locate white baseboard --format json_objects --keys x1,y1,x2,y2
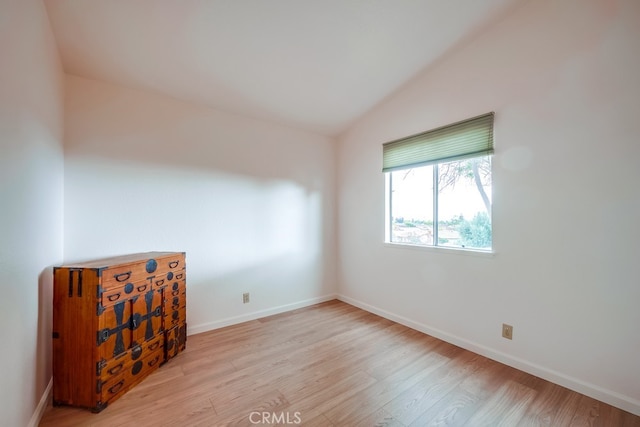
[
  {"x1": 28, "y1": 378, "x2": 52, "y2": 427},
  {"x1": 187, "y1": 294, "x2": 338, "y2": 336},
  {"x1": 337, "y1": 294, "x2": 640, "y2": 417}
]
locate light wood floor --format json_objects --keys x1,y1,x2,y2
[{"x1": 40, "y1": 300, "x2": 640, "y2": 426}]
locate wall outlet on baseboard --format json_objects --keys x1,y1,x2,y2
[
  {"x1": 502, "y1": 323, "x2": 513, "y2": 340},
  {"x1": 243, "y1": 292, "x2": 250, "y2": 304}
]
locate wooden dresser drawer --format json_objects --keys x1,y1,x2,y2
[
  {"x1": 167, "y1": 292, "x2": 186, "y2": 312},
  {"x1": 100, "y1": 280, "x2": 153, "y2": 309},
  {"x1": 99, "y1": 347, "x2": 164, "y2": 407},
  {"x1": 152, "y1": 269, "x2": 186, "y2": 291},
  {"x1": 98, "y1": 334, "x2": 164, "y2": 383},
  {"x1": 101, "y1": 253, "x2": 185, "y2": 289},
  {"x1": 165, "y1": 307, "x2": 187, "y2": 329}
]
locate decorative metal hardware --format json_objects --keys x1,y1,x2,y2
[{"x1": 114, "y1": 271, "x2": 131, "y2": 282}]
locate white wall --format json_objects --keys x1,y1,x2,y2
[
  {"x1": 64, "y1": 75, "x2": 337, "y2": 333},
  {"x1": 0, "y1": 0, "x2": 65, "y2": 425},
  {"x1": 337, "y1": 0, "x2": 640, "y2": 415}
]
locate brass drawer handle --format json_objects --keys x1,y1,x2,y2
[
  {"x1": 175, "y1": 273, "x2": 184, "y2": 280},
  {"x1": 136, "y1": 284, "x2": 148, "y2": 292},
  {"x1": 108, "y1": 380, "x2": 124, "y2": 395},
  {"x1": 107, "y1": 292, "x2": 121, "y2": 302},
  {"x1": 148, "y1": 341, "x2": 160, "y2": 351},
  {"x1": 154, "y1": 279, "x2": 165, "y2": 286},
  {"x1": 107, "y1": 363, "x2": 124, "y2": 376},
  {"x1": 168, "y1": 261, "x2": 179, "y2": 268},
  {"x1": 114, "y1": 272, "x2": 131, "y2": 282}
]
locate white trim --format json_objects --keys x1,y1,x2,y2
[
  {"x1": 187, "y1": 294, "x2": 338, "y2": 336},
  {"x1": 337, "y1": 294, "x2": 640, "y2": 417},
  {"x1": 28, "y1": 378, "x2": 52, "y2": 427}
]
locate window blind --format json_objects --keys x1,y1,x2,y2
[{"x1": 382, "y1": 112, "x2": 494, "y2": 172}]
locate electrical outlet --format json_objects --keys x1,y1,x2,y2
[
  {"x1": 502, "y1": 323, "x2": 513, "y2": 340},
  {"x1": 243, "y1": 292, "x2": 250, "y2": 304}
]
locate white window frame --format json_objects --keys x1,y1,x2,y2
[{"x1": 384, "y1": 154, "x2": 492, "y2": 252}]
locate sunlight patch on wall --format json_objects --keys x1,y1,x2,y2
[{"x1": 63, "y1": 156, "x2": 322, "y2": 280}]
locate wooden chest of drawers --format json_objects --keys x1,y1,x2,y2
[{"x1": 52, "y1": 252, "x2": 187, "y2": 412}]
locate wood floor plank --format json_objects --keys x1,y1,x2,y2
[
  {"x1": 364, "y1": 327, "x2": 441, "y2": 381},
  {"x1": 383, "y1": 349, "x2": 486, "y2": 425},
  {"x1": 569, "y1": 394, "x2": 604, "y2": 427},
  {"x1": 408, "y1": 388, "x2": 480, "y2": 427},
  {"x1": 552, "y1": 389, "x2": 584, "y2": 426},
  {"x1": 407, "y1": 357, "x2": 501, "y2": 426},
  {"x1": 281, "y1": 369, "x2": 379, "y2": 421},
  {"x1": 211, "y1": 388, "x2": 290, "y2": 425},
  {"x1": 39, "y1": 300, "x2": 640, "y2": 426},
  {"x1": 464, "y1": 379, "x2": 538, "y2": 426},
  {"x1": 353, "y1": 408, "x2": 405, "y2": 427},
  {"x1": 323, "y1": 348, "x2": 451, "y2": 425},
  {"x1": 517, "y1": 381, "x2": 575, "y2": 427}
]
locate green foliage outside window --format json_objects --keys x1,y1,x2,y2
[{"x1": 457, "y1": 212, "x2": 492, "y2": 249}]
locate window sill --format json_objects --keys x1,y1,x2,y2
[{"x1": 383, "y1": 242, "x2": 495, "y2": 258}]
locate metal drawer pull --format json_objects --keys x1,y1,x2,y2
[
  {"x1": 136, "y1": 284, "x2": 148, "y2": 292},
  {"x1": 148, "y1": 356, "x2": 160, "y2": 367},
  {"x1": 169, "y1": 261, "x2": 179, "y2": 268},
  {"x1": 148, "y1": 342, "x2": 160, "y2": 351},
  {"x1": 154, "y1": 279, "x2": 164, "y2": 286},
  {"x1": 175, "y1": 273, "x2": 184, "y2": 280},
  {"x1": 114, "y1": 272, "x2": 131, "y2": 282},
  {"x1": 107, "y1": 293, "x2": 121, "y2": 302},
  {"x1": 107, "y1": 363, "x2": 124, "y2": 376},
  {"x1": 108, "y1": 380, "x2": 124, "y2": 395}
]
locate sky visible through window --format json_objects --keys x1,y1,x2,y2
[
  {"x1": 389, "y1": 157, "x2": 492, "y2": 249},
  {"x1": 392, "y1": 168, "x2": 490, "y2": 221}
]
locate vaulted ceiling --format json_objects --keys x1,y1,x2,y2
[{"x1": 44, "y1": 0, "x2": 525, "y2": 136}]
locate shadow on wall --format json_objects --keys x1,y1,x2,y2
[{"x1": 63, "y1": 158, "x2": 324, "y2": 266}]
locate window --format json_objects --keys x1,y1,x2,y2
[{"x1": 383, "y1": 113, "x2": 494, "y2": 251}]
